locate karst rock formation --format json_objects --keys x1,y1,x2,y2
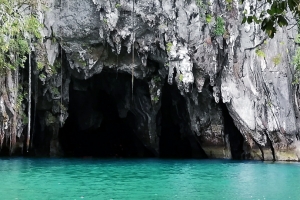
[{"x1": 0, "y1": 0, "x2": 300, "y2": 161}]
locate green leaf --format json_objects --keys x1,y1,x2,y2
[
  {"x1": 267, "y1": 9, "x2": 275, "y2": 15},
  {"x1": 277, "y1": 15, "x2": 288, "y2": 27},
  {"x1": 247, "y1": 16, "x2": 253, "y2": 23},
  {"x1": 253, "y1": 16, "x2": 261, "y2": 23},
  {"x1": 288, "y1": 0, "x2": 297, "y2": 11},
  {"x1": 242, "y1": 17, "x2": 247, "y2": 24}
]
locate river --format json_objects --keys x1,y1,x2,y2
[{"x1": 0, "y1": 158, "x2": 299, "y2": 200}]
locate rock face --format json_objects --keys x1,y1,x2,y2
[{"x1": 0, "y1": 0, "x2": 299, "y2": 160}]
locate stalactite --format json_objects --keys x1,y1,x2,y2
[
  {"x1": 60, "y1": 46, "x2": 63, "y2": 127},
  {"x1": 26, "y1": 45, "x2": 32, "y2": 153},
  {"x1": 131, "y1": 0, "x2": 135, "y2": 100}
]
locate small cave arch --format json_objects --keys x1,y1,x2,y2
[{"x1": 221, "y1": 102, "x2": 245, "y2": 160}]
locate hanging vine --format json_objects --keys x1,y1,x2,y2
[
  {"x1": 0, "y1": 0, "x2": 43, "y2": 154},
  {"x1": 26, "y1": 38, "x2": 31, "y2": 153},
  {"x1": 131, "y1": 0, "x2": 135, "y2": 100},
  {"x1": 60, "y1": 45, "x2": 63, "y2": 127}
]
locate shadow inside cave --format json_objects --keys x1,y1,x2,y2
[
  {"x1": 57, "y1": 70, "x2": 238, "y2": 159},
  {"x1": 158, "y1": 81, "x2": 194, "y2": 158},
  {"x1": 58, "y1": 70, "x2": 210, "y2": 159},
  {"x1": 59, "y1": 72, "x2": 154, "y2": 158}
]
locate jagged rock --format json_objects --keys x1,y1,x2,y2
[{"x1": 0, "y1": 0, "x2": 299, "y2": 160}]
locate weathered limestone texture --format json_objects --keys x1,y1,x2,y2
[{"x1": 0, "y1": 0, "x2": 299, "y2": 160}]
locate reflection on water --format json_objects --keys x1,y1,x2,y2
[{"x1": 0, "y1": 158, "x2": 300, "y2": 200}]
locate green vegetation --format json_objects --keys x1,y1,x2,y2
[
  {"x1": 214, "y1": 17, "x2": 225, "y2": 36},
  {"x1": 76, "y1": 57, "x2": 86, "y2": 67},
  {"x1": 225, "y1": 0, "x2": 233, "y2": 10},
  {"x1": 45, "y1": 112, "x2": 56, "y2": 126},
  {"x1": 179, "y1": 74, "x2": 184, "y2": 82},
  {"x1": 0, "y1": 0, "x2": 42, "y2": 73},
  {"x1": 153, "y1": 96, "x2": 159, "y2": 104},
  {"x1": 51, "y1": 87, "x2": 60, "y2": 96},
  {"x1": 195, "y1": 0, "x2": 208, "y2": 18},
  {"x1": 295, "y1": 34, "x2": 300, "y2": 44},
  {"x1": 59, "y1": 103, "x2": 67, "y2": 112},
  {"x1": 16, "y1": 89, "x2": 27, "y2": 110},
  {"x1": 206, "y1": 14, "x2": 212, "y2": 23},
  {"x1": 241, "y1": 0, "x2": 299, "y2": 38},
  {"x1": 54, "y1": 59, "x2": 61, "y2": 69},
  {"x1": 166, "y1": 42, "x2": 172, "y2": 52},
  {"x1": 272, "y1": 54, "x2": 281, "y2": 65},
  {"x1": 267, "y1": 100, "x2": 272, "y2": 107},
  {"x1": 48, "y1": 59, "x2": 62, "y2": 75},
  {"x1": 293, "y1": 21, "x2": 300, "y2": 85},
  {"x1": 223, "y1": 30, "x2": 230, "y2": 39},
  {"x1": 255, "y1": 49, "x2": 266, "y2": 58},
  {"x1": 293, "y1": 47, "x2": 300, "y2": 84},
  {"x1": 195, "y1": 0, "x2": 204, "y2": 8},
  {"x1": 37, "y1": 62, "x2": 44, "y2": 71},
  {"x1": 115, "y1": 3, "x2": 121, "y2": 8},
  {"x1": 16, "y1": 86, "x2": 28, "y2": 125},
  {"x1": 16, "y1": 94, "x2": 24, "y2": 110},
  {"x1": 153, "y1": 76, "x2": 161, "y2": 83},
  {"x1": 21, "y1": 112, "x2": 29, "y2": 124},
  {"x1": 39, "y1": 73, "x2": 46, "y2": 80}
]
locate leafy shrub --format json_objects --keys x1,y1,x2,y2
[
  {"x1": 293, "y1": 48, "x2": 300, "y2": 84},
  {"x1": 0, "y1": 0, "x2": 42, "y2": 73},
  {"x1": 255, "y1": 49, "x2": 266, "y2": 58},
  {"x1": 166, "y1": 42, "x2": 172, "y2": 52},
  {"x1": 206, "y1": 14, "x2": 212, "y2": 23},
  {"x1": 272, "y1": 54, "x2": 281, "y2": 65},
  {"x1": 214, "y1": 17, "x2": 225, "y2": 36},
  {"x1": 179, "y1": 74, "x2": 183, "y2": 82}
]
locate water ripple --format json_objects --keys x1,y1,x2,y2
[{"x1": 0, "y1": 158, "x2": 299, "y2": 200}]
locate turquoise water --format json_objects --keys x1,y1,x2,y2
[{"x1": 0, "y1": 159, "x2": 300, "y2": 200}]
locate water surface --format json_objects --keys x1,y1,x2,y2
[{"x1": 0, "y1": 158, "x2": 299, "y2": 200}]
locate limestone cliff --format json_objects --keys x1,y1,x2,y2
[{"x1": 0, "y1": 0, "x2": 299, "y2": 161}]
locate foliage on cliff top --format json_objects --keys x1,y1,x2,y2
[
  {"x1": 0, "y1": 0, "x2": 42, "y2": 73},
  {"x1": 242, "y1": 0, "x2": 299, "y2": 38}
]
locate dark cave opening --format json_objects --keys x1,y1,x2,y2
[
  {"x1": 159, "y1": 82, "x2": 193, "y2": 158},
  {"x1": 221, "y1": 103, "x2": 245, "y2": 159},
  {"x1": 59, "y1": 72, "x2": 154, "y2": 158}
]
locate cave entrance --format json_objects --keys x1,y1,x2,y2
[
  {"x1": 59, "y1": 72, "x2": 154, "y2": 158},
  {"x1": 159, "y1": 82, "x2": 193, "y2": 158},
  {"x1": 221, "y1": 103, "x2": 245, "y2": 159}
]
